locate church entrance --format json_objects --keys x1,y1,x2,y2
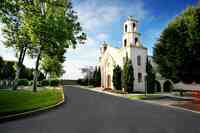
[{"x1": 107, "y1": 75, "x2": 111, "y2": 89}]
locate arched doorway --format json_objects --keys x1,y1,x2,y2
[
  {"x1": 107, "y1": 75, "x2": 111, "y2": 89},
  {"x1": 163, "y1": 80, "x2": 173, "y2": 92},
  {"x1": 155, "y1": 80, "x2": 161, "y2": 92}
]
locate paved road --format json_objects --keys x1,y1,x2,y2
[{"x1": 1, "y1": 86, "x2": 200, "y2": 133}]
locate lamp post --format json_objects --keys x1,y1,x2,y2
[
  {"x1": 145, "y1": 75, "x2": 147, "y2": 96},
  {"x1": 88, "y1": 65, "x2": 89, "y2": 86}
]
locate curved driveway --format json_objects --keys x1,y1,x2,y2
[{"x1": 1, "y1": 86, "x2": 200, "y2": 133}]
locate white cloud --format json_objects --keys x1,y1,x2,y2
[
  {"x1": 74, "y1": 0, "x2": 148, "y2": 32},
  {"x1": 61, "y1": 60, "x2": 85, "y2": 80},
  {"x1": 96, "y1": 32, "x2": 108, "y2": 41},
  {"x1": 74, "y1": 1, "x2": 121, "y2": 32},
  {"x1": 124, "y1": 0, "x2": 148, "y2": 21}
]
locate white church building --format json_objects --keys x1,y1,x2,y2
[{"x1": 98, "y1": 16, "x2": 148, "y2": 91}]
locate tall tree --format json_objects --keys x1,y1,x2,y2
[
  {"x1": 0, "y1": 0, "x2": 32, "y2": 90},
  {"x1": 22, "y1": 0, "x2": 86, "y2": 91},
  {"x1": 2, "y1": 61, "x2": 16, "y2": 80},
  {"x1": 40, "y1": 55, "x2": 64, "y2": 79},
  {"x1": 123, "y1": 58, "x2": 134, "y2": 93},
  {"x1": 0, "y1": 56, "x2": 4, "y2": 79},
  {"x1": 93, "y1": 67, "x2": 101, "y2": 87},
  {"x1": 154, "y1": 4, "x2": 200, "y2": 83},
  {"x1": 112, "y1": 65, "x2": 122, "y2": 90},
  {"x1": 146, "y1": 59, "x2": 156, "y2": 93}
]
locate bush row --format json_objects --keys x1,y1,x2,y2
[
  {"x1": 77, "y1": 78, "x2": 95, "y2": 86},
  {"x1": 17, "y1": 79, "x2": 60, "y2": 86}
]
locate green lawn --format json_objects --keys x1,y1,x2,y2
[
  {"x1": 0, "y1": 87, "x2": 64, "y2": 117},
  {"x1": 128, "y1": 94, "x2": 163, "y2": 100}
]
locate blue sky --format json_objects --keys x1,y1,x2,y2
[{"x1": 0, "y1": 0, "x2": 198, "y2": 79}]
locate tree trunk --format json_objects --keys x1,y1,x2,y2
[
  {"x1": 45, "y1": 72, "x2": 48, "y2": 79},
  {"x1": 33, "y1": 49, "x2": 41, "y2": 92},
  {"x1": 13, "y1": 47, "x2": 26, "y2": 90}
]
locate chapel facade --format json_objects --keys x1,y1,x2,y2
[{"x1": 98, "y1": 16, "x2": 148, "y2": 91}]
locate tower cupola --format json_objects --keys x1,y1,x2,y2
[{"x1": 122, "y1": 16, "x2": 141, "y2": 48}]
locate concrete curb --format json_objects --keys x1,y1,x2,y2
[
  {"x1": 75, "y1": 85, "x2": 200, "y2": 115},
  {"x1": 0, "y1": 88, "x2": 65, "y2": 123}
]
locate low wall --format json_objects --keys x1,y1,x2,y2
[
  {"x1": 60, "y1": 80, "x2": 78, "y2": 85},
  {"x1": 174, "y1": 82, "x2": 200, "y2": 91}
]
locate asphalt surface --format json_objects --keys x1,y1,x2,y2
[{"x1": 1, "y1": 86, "x2": 200, "y2": 133}]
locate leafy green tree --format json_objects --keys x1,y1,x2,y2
[
  {"x1": 38, "y1": 71, "x2": 45, "y2": 81},
  {"x1": 19, "y1": 65, "x2": 34, "y2": 80},
  {"x1": 123, "y1": 58, "x2": 134, "y2": 93},
  {"x1": 154, "y1": 4, "x2": 200, "y2": 83},
  {"x1": 21, "y1": 0, "x2": 86, "y2": 91},
  {"x1": 2, "y1": 61, "x2": 16, "y2": 80},
  {"x1": 0, "y1": 56, "x2": 4, "y2": 79},
  {"x1": 146, "y1": 59, "x2": 156, "y2": 93},
  {"x1": 40, "y1": 55, "x2": 64, "y2": 79},
  {"x1": 0, "y1": 0, "x2": 33, "y2": 90},
  {"x1": 112, "y1": 65, "x2": 122, "y2": 90},
  {"x1": 92, "y1": 67, "x2": 101, "y2": 87}
]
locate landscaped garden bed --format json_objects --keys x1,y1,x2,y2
[
  {"x1": 127, "y1": 94, "x2": 163, "y2": 100},
  {"x1": 172, "y1": 101, "x2": 200, "y2": 112},
  {"x1": 173, "y1": 90, "x2": 200, "y2": 112},
  {"x1": 0, "y1": 87, "x2": 64, "y2": 117}
]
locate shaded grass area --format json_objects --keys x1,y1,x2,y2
[
  {"x1": 0, "y1": 87, "x2": 63, "y2": 117},
  {"x1": 128, "y1": 94, "x2": 163, "y2": 100}
]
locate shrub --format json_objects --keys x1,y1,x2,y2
[
  {"x1": 50, "y1": 79, "x2": 60, "y2": 86},
  {"x1": 77, "y1": 78, "x2": 92, "y2": 86},
  {"x1": 93, "y1": 67, "x2": 101, "y2": 87},
  {"x1": 29, "y1": 81, "x2": 33, "y2": 86},
  {"x1": 17, "y1": 79, "x2": 29, "y2": 86},
  {"x1": 41, "y1": 80, "x2": 50, "y2": 86},
  {"x1": 123, "y1": 59, "x2": 134, "y2": 93},
  {"x1": 146, "y1": 60, "x2": 156, "y2": 93},
  {"x1": 77, "y1": 79, "x2": 82, "y2": 85},
  {"x1": 113, "y1": 65, "x2": 122, "y2": 90}
]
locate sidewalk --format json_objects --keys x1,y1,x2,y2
[
  {"x1": 75, "y1": 85, "x2": 127, "y2": 98},
  {"x1": 160, "y1": 93, "x2": 194, "y2": 100}
]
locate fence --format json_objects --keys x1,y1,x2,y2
[{"x1": 0, "y1": 80, "x2": 15, "y2": 89}]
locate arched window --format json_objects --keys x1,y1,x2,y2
[
  {"x1": 135, "y1": 37, "x2": 138, "y2": 44},
  {"x1": 138, "y1": 73, "x2": 142, "y2": 83},
  {"x1": 133, "y1": 23, "x2": 136, "y2": 30},
  {"x1": 124, "y1": 39, "x2": 127, "y2": 47},
  {"x1": 103, "y1": 46, "x2": 107, "y2": 52},
  {"x1": 137, "y1": 55, "x2": 141, "y2": 66},
  {"x1": 125, "y1": 24, "x2": 127, "y2": 32}
]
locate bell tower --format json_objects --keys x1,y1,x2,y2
[{"x1": 122, "y1": 16, "x2": 140, "y2": 48}]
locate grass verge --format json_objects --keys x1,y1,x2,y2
[
  {"x1": 128, "y1": 94, "x2": 163, "y2": 100},
  {"x1": 0, "y1": 87, "x2": 63, "y2": 117}
]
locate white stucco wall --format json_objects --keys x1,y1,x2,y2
[{"x1": 130, "y1": 47, "x2": 147, "y2": 91}]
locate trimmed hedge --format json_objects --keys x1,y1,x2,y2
[
  {"x1": 50, "y1": 80, "x2": 60, "y2": 86},
  {"x1": 17, "y1": 79, "x2": 29, "y2": 86},
  {"x1": 41, "y1": 80, "x2": 50, "y2": 86}
]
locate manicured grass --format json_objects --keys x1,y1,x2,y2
[
  {"x1": 128, "y1": 94, "x2": 163, "y2": 100},
  {"x1": 0, "y1": 87, "x2": 64, "y2": 117}
]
